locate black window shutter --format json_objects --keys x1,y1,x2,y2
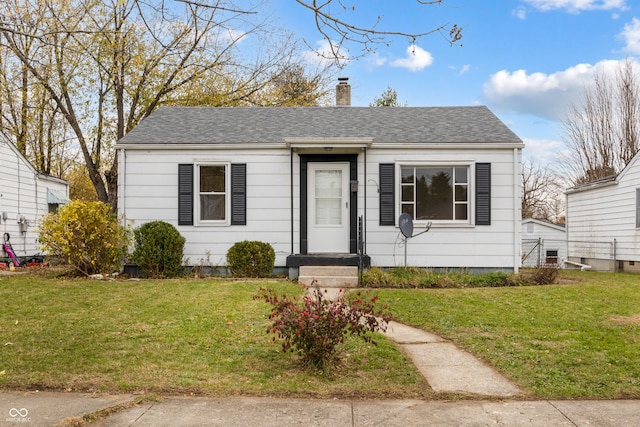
[
  {"x1": 178, "y1": 164, "x2": 194, "y2": 226},
  {"x1": 379, "y1": 163, "x2": 395, "y2": 226},
  {"x1": 475, "y1": 163, "x2": 491, "y2": 225},
  {"x1": 231, "y1": 164, "x2": 246, "y2": 225}
]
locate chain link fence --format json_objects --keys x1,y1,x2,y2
[
  {"x1": 524, "y1": 238, "x2": 638, "y2": 272},
  {"x1": 522, "y1": 238, "x2": 567, "y2": 268}
]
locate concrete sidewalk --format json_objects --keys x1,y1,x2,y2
[{"x1": 2, "y1": 392, "x2": 640, "y2": 426}]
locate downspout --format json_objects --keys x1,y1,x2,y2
[
  {"x1": 363, "y1": 146, "x2": 367, "y2": 254},
  {"x1": 16, "y1": 147, "x2": 20, "y2": 218},
  {"x1": 34, "y1": 172, "x2": 38, "y2": 218},
  {"x1": 121, "y1": 149, "x2": 126, "y2": 225},
  {"x1": 290, "y1": 147, "x2": 294, "y2": 254},
  {"x1": 513, "y1": 147, "x2": 520, "y2": 273}
]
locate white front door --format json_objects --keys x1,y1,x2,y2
[{"x1": 308, "y1": 162, "x2": 350, "y2": 253}]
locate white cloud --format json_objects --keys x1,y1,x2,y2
[
  {"x1": 390, "y1": 45, "x2": 433, "y2": 72},
  {"x1": 302, "y1": 39, "x2": 350, "y2": 66},
  {"x1": 522, "y1": 0, "x2": 627, "y2": 13},
  {"x1": 449, "y1": 64, "x2": 471, "y2": 75},
  {"x1": 483, "y1": 59, "x2": 635, "y2": 120},
  {"x1": 458, "y1": 64, "x2": 471, "y2": 75},
  {"x1": 619, "y1": 17, "x2": 640, "y2": 54},
  {"x1": 366, "y1": 52, "x2": 388, "y2": 67},
  {"x1": 522, "y1": 137, "x2": 568, "y2": 166},
  {"x1": 513, "y1": 6, "x2": 528, "y2": 19}
]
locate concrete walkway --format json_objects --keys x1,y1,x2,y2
[
  {"x1": 382, "y1": 320, "x2": 521, "y2": 397},
  {"x1": 318, "y1": 287, "x2": 521, "y2": 397}
]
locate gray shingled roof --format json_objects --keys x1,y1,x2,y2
[{"x1": 117, "y1": 106, "x2": 522, "y2": 145}]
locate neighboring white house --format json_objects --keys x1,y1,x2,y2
[
  {"x1": 521, "y1": 218, "x2": 566, "y2": 267},
  {"x1": 566, "y1": 151, "x2": 640, "y2": 273},
  {"x1": 116, "y1": 81, "x2": 524, "y2": 276},
  {"x1": 0, "y1": 136, "x2": 69, "y2": 263}
]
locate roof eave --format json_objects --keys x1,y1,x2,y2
[
  {"x1": 117, "y1": 140, "x2": 524, "y2": 150},
  {"x1": 372, "y1": 141, "x2": 524, "y2": 149},
  {"x1": 565, "y1": 179, "x2": 618, "y2": 195},
  {"x1": 116, "y1": 142, "x2": 288, "y2": 150}
]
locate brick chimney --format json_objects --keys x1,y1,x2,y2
[{"x1": 336, "y1": 77, "x2": 351, "y2": 106}]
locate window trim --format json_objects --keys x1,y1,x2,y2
[
  {"x1": 396, "y1": 162, "x2": 473, "y2": 226},
  {"x1": 195, "y1": 162, "x2": 231, "y2": 226}
]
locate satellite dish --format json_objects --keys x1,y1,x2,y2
[
  {"x1": 397, "y1": 213, "x2": 432, "y2": 266},
  {"x1": 398, "y1": 213, "x2": 413, "y2": 238}
]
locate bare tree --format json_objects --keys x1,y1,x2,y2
[
  {"x1": 0, "y1": 0, "x2": 462, "y2": 206},
  {"x1": 293, "y1": 0, "x2": 462, "y2": 62},
  {"x1": 0, "y1": 8, "x2": 71, "y2": 177},
  {"x1": 176, "y1": 0, "x2": 463, "y2": 63},
  {"x1": 521, "y1": 159, "x2": 563, "y2": 223},
  {"x1": 0, "y1": 0, "x2": 301, "y2": 208},
  {"x1": 562, "y1": 58, "x2": 640, "y2": 185}
]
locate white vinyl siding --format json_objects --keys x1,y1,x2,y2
[
  {"x1": 119, "y1": 145, "x2": 521, "y2": 270},
  {"x1": 0, "y1": 139, "x2": 68, "y2": 257},
  {"x1": 566, "y1": 153, "x2": 640, "y2": 266},
  {"x1": 363, "y1": 150, "x2": 517, "y2": 269},
  {"x1": 120, "y1": 149, "x2": 295, "y2": 266}
]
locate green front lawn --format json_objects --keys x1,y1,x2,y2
[
  {"x1": 1, "y1": 269, "x2": 639, "y2": 399},
  {"x1": 379, "y1": 270, "x2": 640, "y2": 398},
  {"x1": 0, "y1": 273, "x2": 427, "y2": 399}
]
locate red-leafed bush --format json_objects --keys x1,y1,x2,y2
[{"x1": 254, "y1": 285, "x2": 392, "y2": 371}]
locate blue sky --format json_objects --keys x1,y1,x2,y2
[{"x1": 268, "y1": 0, "x2": 640, "y2": 166}]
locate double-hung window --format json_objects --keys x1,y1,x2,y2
[
  {"x1": 198, "y1": 164, "x2": 228, "y2": 222},
  {"x1": 400, "y1": 166, "x2": 469, "y2": 222},
  {"x1": 379, "y1": 162, "x2": 490, "y2": 226},
  {"x1": 178, "y1": 163, "x2": 246, "y2": 226}
]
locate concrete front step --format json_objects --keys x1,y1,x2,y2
[{"x1": 298, "y1": 266, "x2": 358, "y2": 288}]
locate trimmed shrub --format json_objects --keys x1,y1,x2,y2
[
  {"x1": 132, "y1": 221, "x2": 186, "y2": 278},
  {"x1": 39, "y1": 200, "x2": 129, "y2": 276},
  {"x1": 226, "y1": 240, "x2": 275, "y2": 278}
]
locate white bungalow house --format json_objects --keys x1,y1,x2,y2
[
  {"x1": 115, "y1": 80, "x2": 524, "y2": 277},
  {"x1": 566, "y1": 151, "x2": 640, "y2": 273},
  {"x1": 521, "y1": 218, "x2": 566, "y2": 267},
  {"x1": 0, "y1": 135, "x2": 68, "y2": 265}
]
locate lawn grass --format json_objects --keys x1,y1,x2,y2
[
  {"x1": 377, "y1": 270, "x2": 640, "y2": 399},
  {"x1": 2, "y1": 269, "x2": 640, "y2": 399},
  {"x1": 0, "y1": 271, "x2": 428, "y2": 399}
]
